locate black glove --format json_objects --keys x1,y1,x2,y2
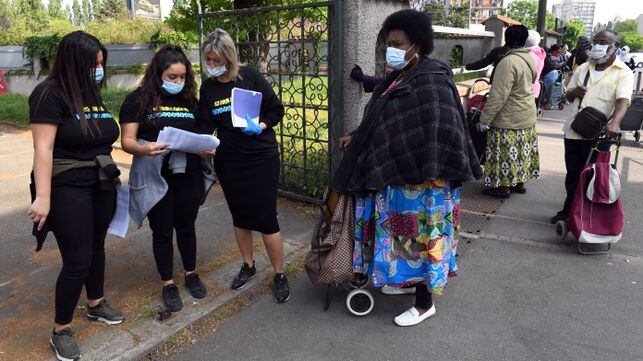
[{"x1": 349, "y1": 65, "x2": 364, "y2": 82}]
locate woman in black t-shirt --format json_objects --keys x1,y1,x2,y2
[
  {"x1": 27, "y1": 31, "x2": 124, "y2": 361},
  {"x1": 120, "y1": 45, "x2": 214, "y2": 313},
  {"x1": 199, "y1": 28, "x2": 290, "y2": 303}
]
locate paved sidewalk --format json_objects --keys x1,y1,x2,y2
[
  {"x1": 0, "y1": 123, "x2": 315, "y2": 361},
  {"x1": 164, "y1": 109, "x2": 643, "y2": 361}
]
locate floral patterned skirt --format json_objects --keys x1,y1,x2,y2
[
  {"x1": 353, "y1": 180, "x2": 460, "y2": 295},
  {"x1": 484, "y1": 126, "x2": 540, "y2": 188}
]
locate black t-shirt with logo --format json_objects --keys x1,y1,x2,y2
[
  {"x1": 198, "y1": 66, "x2": 284, "y2": 158},
  {"x1": 119, "y1": 89, "x2": 201, "y2": 169},
  {"x1": 28, "y1": 83, "x2": 120, "y2": 186}
]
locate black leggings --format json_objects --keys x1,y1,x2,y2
[
  {"x1": 415, "y1": 284, "x2": 433, "y2": 310},
  {"x1": 48, "y1": 185, "x2": 116, "y2": 325},
  {"x1": 148, "y1": 170, "x2": 204, "y2": 281}
]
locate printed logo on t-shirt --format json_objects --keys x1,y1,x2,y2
[
  {"x1": 147, "y1": 106, "x2": 195, "y2": 120},
  {"x1": 212, "y1": 98, "x2": 231, "y2": 116},
  {"x1": 75, "y1": 106, "x2": 112, "y2": 120}
]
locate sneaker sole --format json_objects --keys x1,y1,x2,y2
[
  {"x1": 86, "y1": 314, "x2": 124, "y2": 325},
  {"x1": 50, "y1": 339, "x2": 80, "y2": 361},
  {"x1": 274, "y1": 293, "x2": 291, "y2": 304},
  {"x1": 231, "y1": 274, "x2": 256, "y2": 290}
]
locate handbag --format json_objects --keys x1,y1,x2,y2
[
  {"x1": 305, "y1": 189, "x2": 355, "y2": 286},
  {"x1": 571, "y1": 71, "x2": 609, "y2": 139}
]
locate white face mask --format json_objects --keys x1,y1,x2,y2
[
  {"x1": 206, "y1": 65, "x2": 226, "y2": 78},
  {"x1": 589, "y1": 43, "x2": 616, "y2": 64},
  {"x1": 386, "y1": 44, "x2": 416, "y2": 70},
  {"x1": 588, "y1": 44, "x2": 610, "y2": 59}
]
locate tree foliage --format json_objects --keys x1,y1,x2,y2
[
  {"x1": 97, "y1": 0, "x2": 127, "y2": 21},
  {"x1": 506, "y1": 0, "x2": 538, "y2": 28},
  {"x1": 592, "y1": 18, "x2": 643, "y2": 51},
  {"x1": 563, "y1": 20, "x2": 585, "y2": 49},
  {"x1": 423, "y1": 3, "x2": 469, "y2": 28}
]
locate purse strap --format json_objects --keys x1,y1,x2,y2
[{"x1": 578, "y1": 70, "x2": 591, "y2": 110}]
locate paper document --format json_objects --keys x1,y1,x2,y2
[
  {"x1": 231, "y1": 87, "x2": 262, "y2": 128},
  {"x1": 156, "y1": 127, "x2": 220, "y2": 154},
  {"x1": 107, "y1": 185, "x2": 130, "y2": 238}
]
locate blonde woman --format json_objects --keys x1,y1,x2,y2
[{"x1": 198, "y1": 28, "x2": 290, "y2": 303}]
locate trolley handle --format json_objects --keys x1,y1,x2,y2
[{"x1": 585, "y1": 135, "x2": 622, "y2": 166}]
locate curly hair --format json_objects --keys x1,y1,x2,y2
[
  {"x1": 505, "y1": 25, "x2": 529, "y2": 48},
  {"x1": 137, "y1": 44, "x2": 198, "y2": 121},
  {"x1": 382, "y1": 9, "x2": 434, "y2": 56}
]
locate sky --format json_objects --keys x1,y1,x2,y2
[{"x1": 540, "y1": 0, "x2": 643, "y2": 26}]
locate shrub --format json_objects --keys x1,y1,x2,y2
[
  {"x1": 23, "y1": 34, "x2": 62, "y2": 72},
  {"x1": 150, "y1": 27, "x2": 198, "y2": 50},
  {"x1": 87, "y1": 19, "x2": 163, "y2": 44}
]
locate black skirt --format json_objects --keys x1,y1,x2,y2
[{"x1": 214, "y1": 152, "x2": 280, "y2": 234}]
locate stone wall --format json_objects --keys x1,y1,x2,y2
[
  {"x1": 340, "y1": 0, "x2": 409, "y2": 134},
  {"x1": 432, "y1": 37, "x2": 495, "y2": 66},
  {"x1": 4, "y1": 73, "x2": 143, "y2": 96}
]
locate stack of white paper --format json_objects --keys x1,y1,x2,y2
[
  {"x1": 156, "y1": 126, "x2": 220, "y2": 154},
  {"x1": 107, "y1": 185, "x2": 130, "y2": 238}
]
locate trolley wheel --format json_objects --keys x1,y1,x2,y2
[
  {"x1": 346, "y1": 288, "x2": 374, "y2": 317},
  {"x1": 555, "y1": 220, "x2": 568, "y2": 240},
  {"x1": 558, "y1": 103, "x2": 565, "y2": 110},
  {"x1": 635, "y1": 131, "x2": 640, "y2": 143},
  {"x1": 543, "y1": 103, "x2": 552, "y2": 110}
]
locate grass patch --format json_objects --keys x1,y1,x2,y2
[
  {"x1": 0, "y1": 93, "x2": 30, "y2": 126},
  {"x1": 454, "y1": 70, "x2": 487, "y2": 83},
  {"x1": 0, "y1": 88, "x2": 131, "y2": 125}
]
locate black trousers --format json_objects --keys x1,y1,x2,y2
[
  {"x1": 48, "y1": 185, "x2": 116, "y2": 325},
  {"x1": 563, "y1": 138, "x2": 611, "y2": 214},
  {"x1": 148, "y1": 170, "x2": 204, "y2": 281},
  {"x1": 415, "y1": 284, "x2": 433, "y2": 310}
]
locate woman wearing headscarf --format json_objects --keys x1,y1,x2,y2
[{"x1": 478, "y1": 25, "x2": 540, "y2": 198}]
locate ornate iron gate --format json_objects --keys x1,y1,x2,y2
[{"x1": 198, "y1": 1, "x2": 343, "y2": 203}]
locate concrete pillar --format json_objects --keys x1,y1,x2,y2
[{"x1": 340, "y1": 0, "x2": 409, "y2": 134}]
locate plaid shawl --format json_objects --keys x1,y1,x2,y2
[{"x1": 332, "y1": 58, "x2": 482, "y2": 193}]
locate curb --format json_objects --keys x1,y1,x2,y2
[{"x1": 51, "y1": 238, "x2": 309, "y2": 361}]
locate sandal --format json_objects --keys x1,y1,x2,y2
[{"x1": 482, "y1": 187, "x2": 510, "y2": 199}]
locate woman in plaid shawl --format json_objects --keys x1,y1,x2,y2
[{"x1": 332, "y1": 9, "x2": 481, "y2": 327}]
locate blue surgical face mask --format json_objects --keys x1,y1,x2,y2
[
  {"x1": 162, "y1": 79, "x2": 185, "y2": 95},
  {"x1": 206, "y1": 65, "x2": 226, "y2": 78},
  {"x1": 95, "y1": 67, "x2": 104, "y2": 83},
  {"x1": 386, "y1": 44, "x2": 416, "y2": 71}
]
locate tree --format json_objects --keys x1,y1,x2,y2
[
  {"x1": 82, "y1": 0, "x2": 92, "y2": 23},
  {"x1": 563, "y1": 20, "x2": 585, "y2": 49},
  {"x1": 98, "y1": 0, "x2": 127, "y2": 21},
  {"x1": 48, "y1": 0, "x2": 66, "y2": 19},
  {"x1": 91, "y1": 0, "x2": 101, "y2": 19},
  {"x1": 448, "y1": 6, "x2": 469, "y2": 28},
  {"x1": 506, "y1": 0, "x2": 537, "y2": 28},
  {"x1": 423, "y1": 3, "x2": 448, "y2": 26},
  {"x1": 614, "y1": 19, "x2": 637, "y2": 33},
  {"x1": 72, "y1": 0, "x2": 82, "y2": 25},
  {"x1": 65, "y1": 4, "x2": 73, "y2": 22},
  {"x1": 621, "y1": 32, "x2": 643, "y2": 51}
]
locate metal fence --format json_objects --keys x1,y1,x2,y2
[{"x1": 198, "y1": 1, "x2": 342, "y2": 203}]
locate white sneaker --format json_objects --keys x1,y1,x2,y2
[
  {"x1": 394, "y1": 305, "x2": 436, "y2": 327},
  {"x1": 381, "y1": 285, "x2": 416, "y2": 295}
]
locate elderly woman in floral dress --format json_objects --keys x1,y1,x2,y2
[{"x1": 333, "y1": 9, "x2": 481, "y2": 327}]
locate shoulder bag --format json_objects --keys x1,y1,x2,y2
[{"x1": 570, "y1": 70, "x2": 609, "y2": 139}]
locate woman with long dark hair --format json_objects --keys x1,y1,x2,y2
[
  {"x1": 119, "y1": 45, "x2": 215, "y2": 313},
  {"x1": 27, "y1": 31, "x2": 124, "y2": 361}
]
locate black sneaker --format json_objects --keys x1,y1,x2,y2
[
  {"x1": 86, "y1": 299, "x2": 124, "y2": 325},
  {"x1": 185, "y1": 273, "x2": 207, "y2": 299},
  {"x1": 231, "y1": 261, "x2": 256, "y2": 290},
  {"x1": 550, "y1": 211, "x2": 568, "y2": 224},
  {"x1": 162, "y1": 284, "x2": 183, "y2": 312},
  {"x1": 50, "y1": 328, "x2": 80, "y2": 361},
  {"x1": 273, "y1": 273, "x2": 290, "y2": 304}
]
